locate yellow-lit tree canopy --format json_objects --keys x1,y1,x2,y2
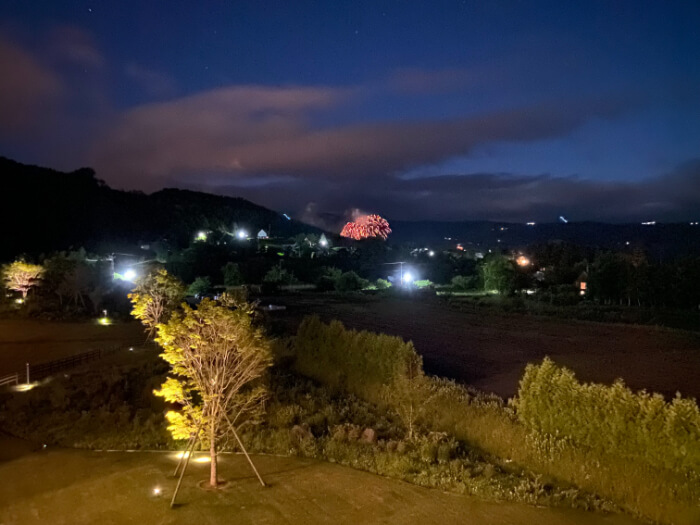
[
  {"x1": 2, "y1": 261, "x2": 44, "y2": 298},
  {"x1": 128, "y1": 269, "x2": 185, "y2": 337},
  {"x1": 153, "y1": 297, "x2": 272, "y2": 488}
]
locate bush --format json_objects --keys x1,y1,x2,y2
[
  {"x1": 514, "y1": 358, "x2": 700, "y2": 475},
  {"x1": 290, "y1": 317, "x2": 700, "y2": 525},
  {"x1": 188, "y1": 276, "x2": 211, "y2": 296},
  {"x1": 293, "y1": 316, "x2": 420, "y2": 401},
  {"x1": 451, "y1": 275, "x2": 476, "y2": 291},
  {"x1": 375, "y1": 278, "x2": 391, "y2": 290},
  {"x1": 334, "y1": 271, "x2": 368, "y2": 292}
]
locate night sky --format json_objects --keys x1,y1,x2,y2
[{"x1": 1, "y1": 1, "x2": 699, "y2": 223}]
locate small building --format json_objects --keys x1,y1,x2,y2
[{"x1": 257, "y1": 229, "x2": 269, "y2": 239}]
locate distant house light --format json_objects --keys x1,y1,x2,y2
[
  {"x1": 257, "y1": 229, "x2": 269, "y2": 239},
  {"x1": 526, "y1": 222, "x2": 536, "y2": 226}
]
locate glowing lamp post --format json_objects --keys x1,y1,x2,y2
[
  {"x1": 124, "y1": 269, "x2": 137, "y2": 282},
  {"x1": 402, "y1": 272, "x2": 414, "y2": 285},
  {"x1": 237, "y1": 230, "x2": 248, "y2": 240}
]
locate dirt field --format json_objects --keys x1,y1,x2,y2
[
  {"x1": 0, "y1": 448, "x2": 642, "y2": 525},
  {"x1": 0, "y1": 319, "x2": 144, "y2": 376},
  {"x1": 265, "y1": 294, "x2": 700, "y2": 400}
]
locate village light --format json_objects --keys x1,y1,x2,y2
[
  {"x1": 403, "y1": 272, "x2": 413, "y2": 284},
  {"x1": 123, "y1": 269, "x2": 137, "y2": 281},
  {"x1": 320, "y1": 238, "x2": 328, "y2": 247},
  {"x1": 516, "y1": 256, "x2": 531, "y2": 267},
  {"x1": 196, "y1": 231, "x2": 207, "y2": 241},
  {"x1": 428, "y1": 250, "x2": 435, "y2": 257},
  {"x1": 237, "y1": 230, "x2": 247, "y2": 239}
]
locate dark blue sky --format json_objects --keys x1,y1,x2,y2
[{"x1": 1, "y1": 1, "x2": 699, "y2": 222}]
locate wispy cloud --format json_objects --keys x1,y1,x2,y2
[
  {"x1": 124, "y1": 63, "x2": 177, "y2": 97},
  {"x1": 0, "y1": 39, "x2": 63, "y2": 137}
]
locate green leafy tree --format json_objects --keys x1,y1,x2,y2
[
  {"x1": 154, "y1": 299, "x2": 272, "y2": 488},
  {"x1": 128, "y1": 269, "x2": 185, "y2": 337},
  {"x1": 334, "y1": 271, "x2": 368, "y2": 292},
  {"x1": 480, "y1": 256, "x2": 515, "y2": 294},
  {"x1": 188, "y1": 276, "x2": 212, "y2": 297},
  {"x1": 263, "y1": 263, "x2": 296, "y2": 285},
  {"x1": 2, "y1": 261, "x2": 44, "y2": 298},
  {"x1": 222, "y1": 262, "x2": 243, "y2": 287}
]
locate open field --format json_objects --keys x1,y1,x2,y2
[
  {"x1": 0, "y1": 320, "x2": 144, "y2": 376},
  {"x1": 0, "y1": 448, "x2": 642, "y2": 525},
  {"x1": 264, "y1": 293, "x2": 700, "y2": 399}
]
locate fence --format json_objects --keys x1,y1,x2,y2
[
  {"x1": 0, "y1": 372, "x2": 18, "y2": 387},
  {"x1": 1, "y1": 339, "x2": 148, "y2": 386}
]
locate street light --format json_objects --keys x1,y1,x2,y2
[
  {"x1": 402, "y1": 272, "x2": 413, "y2": 284},
  {"x1": 237, "y1": 230, "x2": 247, "y2": 239},
  {"x1": 124, "y1": 269, "x2": 137, "y2": 281}
]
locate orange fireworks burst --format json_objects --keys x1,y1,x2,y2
[{"x1": 340, "y1": 214, "x2": 392, "y2": 240}]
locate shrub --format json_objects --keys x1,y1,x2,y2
[
  {"x1": 375, "y1": 278, "x2": 391, "y2": 290},
  {"x1": 293, "y1": 316, "x2": 421, "y2": 401},
  {"x1": 514, "y1": 358, "x2": 700, "y2": 475},
  {"x1": 334, "y1": 271, "x2": 369, "y2": 292},
  {"x1": 290, "y1": 317, "x2": 700, "y2": 525}
]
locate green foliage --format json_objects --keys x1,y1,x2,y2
[
  {"x1": 0, "y1": 356, "x2": 173, "y2": 449},
  {"x1": 188, "y1": 276, "x2": 211, "y2": 296},
  {"x1": 263, "y1": 263, "x2": 297, "y2": 285},
  {"x1": 291, "y1": 318, "x2": 700, "y2": 524},
  {"x1": 480, "y1": 255, "x2": 515, "y2": 294},
  {"x1": 451, "y1": 275, "x2": 477, "y2": 291},
  {"x1": 334, "y1": 271, "x2": 368, "y2": 292},
  {"x1": 413, "y1": 279, "x2": 433, "y2": 289},
  {"x1": 514, "y1": 358, "x2": 700, "y2": 475},
  {"x1": 221, "y1": 262, "x2": 242, "y2": 286},
  {"x1": 375, "y1": 278, "x2": 392, "y2": 290},
  {"x1": 293, "y1": 316, "x2": 421, "y2": 402}
]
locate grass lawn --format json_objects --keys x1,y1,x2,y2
[
  {"x1": 0, "y1": 449, "x2": 644, "y2": 525},
  {"x1": 0, "y1": 319, "x2": 144, "y2": 376}
]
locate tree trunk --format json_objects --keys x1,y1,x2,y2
[{"x1": 209, "y1": 424, "x2": 218, "y2": 488}]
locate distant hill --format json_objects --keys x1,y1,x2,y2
[
  {"x1": 390, "y1": 220, "x2": 700, "y2": 259},
  {"x1": 0, "y1": 157, "x2": 320, "y2": 260}
]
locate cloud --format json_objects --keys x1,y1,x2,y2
[
  {"x1": 386, "y1": 67, "x2": 481, "y2": 94},
  {"x1": 124, "y1": 63, "x2": 177, "y2": 97},
  {"x1": 91, "y1": 84, "x2": 633, "y2": 189},
  {"x1": 46, "y1": 25, "x2": 104, "y2": 69},
  {"x1": 211, "y1": 159, "x2": 700, "y2": 224},
  {"x1": 0, "y1": 39, "x2": 63, "y2": 137},
  {"x1": 89, "y1": 84, "x2": 351, "y2": 188}
]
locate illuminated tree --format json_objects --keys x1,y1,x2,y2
[
  {"x1": 480, "y1": 255, "x2": 515, "y2": 294},
  {"x1": 154, "y1": 298, "x2": 272, "y2": 488},
  {"x1": 128, "y1": 269, "x2": 185, "y2": 338},
  {"x1": 2, "y1": 261, "x2": 44, "y2": 298}
]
